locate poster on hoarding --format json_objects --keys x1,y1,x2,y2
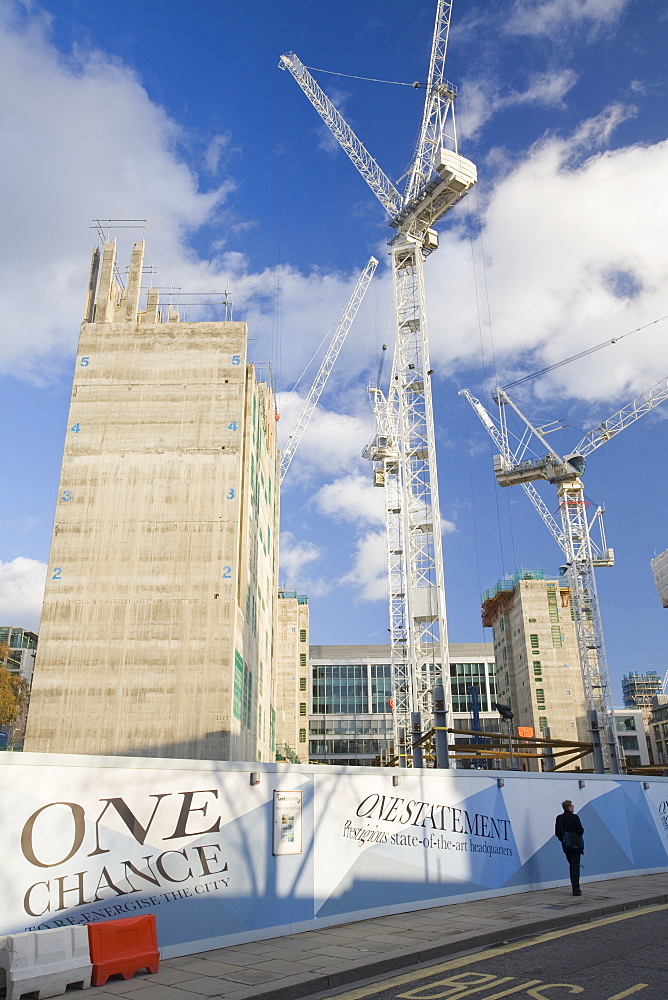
[{"x1": 273, "y1": 790, "x2": 302, "y2": 855}]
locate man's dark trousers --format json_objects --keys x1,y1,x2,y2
[{"x1": 564, "y1": 847, "x2": 581, "y2": 892}]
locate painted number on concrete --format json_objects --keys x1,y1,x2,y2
[
  {"x1": 231, "y1": 355, "x2": 241, "y2": 365},
  {"x1": 221, "y1": 566, "x2": 232, "y2": 579},
  {"x1": 60, "y1": 490, "x2": 72, "y2": 502},
  {"x1": 79, "y1": 357, "x2": 90, "y2": 367},
  {"x1": 227, "y1": 489, "x2": 235, "y2": 499},
  {"x1": 70, "y1": 423, "x2": 80, "y2": 433},
  {"x1": 228, "y1": 421, "x2": 238, "y2": 431},
  {"x1": 51, "y1": 567, "x2": 62, "y2": 580}
]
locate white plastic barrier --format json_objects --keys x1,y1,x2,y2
[{"x1": 0, "y1": 926, "x2": 91, "y2": 1000}]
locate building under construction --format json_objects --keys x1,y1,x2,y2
[
  {"x1": 24, "y1": 241, "x2": 280, "y2": 762},
  {"x1": 482, "y1": 568, "x2": 589, "y2": 761}
]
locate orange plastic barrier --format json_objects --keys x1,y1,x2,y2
[{"x1": 86, "y1": 915, "x2": 159, "y2": 987}]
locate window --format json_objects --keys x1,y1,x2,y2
[
  {"x1": 299, "y1": 677, "x2": 307, "y2": 691},
  {"x1": 242, "y1": 664, "x2": 253, "y2": 730},
  {"x1": 538, "y1": 716, "x2": 549, "y2": 731},
  {"x1": 551, "y1": 625, "x2": 562, "y2": 647},
  {"x1": 620, "y1": 735, "x2": 639, "y2": 751},
  {"x1": 449, "y1": 671, "x2": 490, "y2": 713},
  {"x1": 299, "y1": 653, "x2": 307, "y2": 667},
  {"x1": 312, "y1": 663, "x2": 370, "y2": 714},
  {"x1": 233, "y1": 650, "x2": 244, "y2": 721},
  {"x1": 533, "y1": 661, "x2": 542, "y2": 675},
  {"x1": 370, "y1": 663, "x2": 392, "y2": 713},
  {"x1": 530, "y1": 634, "x2": 539, "y2": 650},
  {"x1": 299, "y1": 629, "x2": 307, "y2": 642},
  {"x1": 546, "y1": 586, "x2": 559, "y2": 622},
  {"x1": 299, "y1": 703, "x2": 307, "y2": 717},
  {"x1": 299, "y1": 729, "x2": 307, "y2": 743}
]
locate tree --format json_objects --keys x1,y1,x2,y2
[{"x1": 0, "y1": 642, "x2": 30, "y2": 742}]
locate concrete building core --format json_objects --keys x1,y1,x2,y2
[
  {"x1": 482, "y1": 569, "x2": 589, "y2": 760},
  {"x1": 24, "y1": 241, "x2": 280, "y2": 762},
  {"x1": 274, "y1": 590, "x2": 310, "y2": 762}
]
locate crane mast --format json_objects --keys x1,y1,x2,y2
[
  {"x1": 404, "y1": 0, "x2": 456, "y2": 205},
  {"x1": 461, "y1": 377, "x2": 668, "y2": 772},
  {"x1": 280, "y1": 1, "x2": 477, "y2": 762},
  {"x1": 280, "y1": 256, "x2": 378, "y2": 482}
]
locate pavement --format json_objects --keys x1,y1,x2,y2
[{"x1": 80, "y1": 873, "x2": 668, "y2": 1000}]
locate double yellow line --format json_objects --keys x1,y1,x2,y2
[{"x1": 326, "y1": 903, "x2": 668, "y2": 1000}]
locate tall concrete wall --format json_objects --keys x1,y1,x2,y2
[
  {"x1": 25, "y1": 242, "x2": 279, "y2": 761},
  {"x1": 275, "y1": 594, "x2": 309, "y2": 761}
]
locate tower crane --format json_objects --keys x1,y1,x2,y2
[
  {"x1": 460, "y1": 377, "x2": 668, "y2": 773},
  {"x1": 280, "y1": 2, "x2": 477, "y2": 761},
  {"x1": 280, "y1": 256, "x2": 378, "y2": 482}
]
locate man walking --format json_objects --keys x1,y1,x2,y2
[{"x1": 555, "y1": 799, "x2": 584, "y2": 896}]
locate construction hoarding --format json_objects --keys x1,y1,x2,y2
[{"x1": 1, "y1": 754, "x2": 666, "y2": 957}]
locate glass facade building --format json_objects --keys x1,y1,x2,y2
[
  {"x1": 0, "y1": 627, "x2": 38, "y2": 683},
  {"x1": 309, "y1": 643, "x2": 498, "y2": 767}
]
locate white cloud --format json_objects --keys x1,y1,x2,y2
[
  {"x1": 279, "y1": 532, "x2": 322, "y2": 585},
  {"x1": 315, "y1": 474, "x2": 385, "y2": 526},
  {"x1": 507, "y1": 0, "x2": 630, "y2": 38},
  {"x1": 426, "y1": 112, "x2": 668, "y2": 403},
  {"x1": 278, "y1": 398, "x2": 375, "y2": 483},
  {"x1": 441, "y1": 517, "x2": 457, "y2": 536},
  {"x1": 0, "y1": 3, "x2": 390, "y2": 393},
  {"x1": 462, "y1": 69, "x2": 578, "y2": 138},
  {"x1": 343, "y1": 530, "x2": 387, "y2": 602},
  {"x1": 0, "y1": 558, "x2": 46, "y2": 630},
  {"x1": 0, "y1": 4, "x2": 232, "y2": 377}
]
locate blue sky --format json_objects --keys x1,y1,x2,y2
[{"x1": 0, "y1": 0, "x2": 666, "y2": 704}]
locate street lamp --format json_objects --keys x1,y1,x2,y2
[{"x1": 492, "y1": 702, "x2": 515, "y2": 770}]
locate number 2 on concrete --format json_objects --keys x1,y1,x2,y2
[
  {"x1": 221, "y1": 566, "x2": 232, "y2": 579},
  {"x1": 51, "y1": 567, "x2": 62, "y2": 580}
]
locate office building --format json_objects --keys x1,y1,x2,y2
[
  {"x1": 612, "y1": 709, "x2": 650, "y2": 770},
  {"x1": 25, "y1": 240, "x2": 279, "y2": 762},
  {"x1": 648, "y1": 695, "x2": 668, "y2": 767},
  {"x1": 275, "y1": 590, "x2": 309, "y2": 762},
  {"x1": 0, "y1": 627, "x2": 37, "y2": 684},
  {"x1": 481, "y1": 569, "x2": 589, "y2": 749},
  {"x1": 308, "y1": 642, "x2": 498, "y2": 767}
]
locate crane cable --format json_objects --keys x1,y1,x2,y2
[
  {"x1": 305, "y1": 64, "x2": 424, "y2": 88},
  {"x1": 501, "y1": 313, "x2": 668, "y2": 391}
]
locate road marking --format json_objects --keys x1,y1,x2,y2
[
  {"x1": 397, "y1": 973, "x2": 541, "y2": 998},
  {"x1": 326, "y1": 903, "x2": 668, "y2": 1000},
  {"x1": 607, "y1": 987, "x2": 648, "y2": 999}
]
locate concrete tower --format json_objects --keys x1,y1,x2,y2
[
  {"x1": 274, "y1": 590, "x2": 310, "y2": 762},
  {"x1": 25, "y1": 241, "x2": 279, "y2": 762},
  {"x1": 482, "y1": 569, "x2": 589, "y2": 754}
]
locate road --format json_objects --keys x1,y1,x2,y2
[{"x1": 304, "y1": 903, "x2": 668, "y2": 1000}]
